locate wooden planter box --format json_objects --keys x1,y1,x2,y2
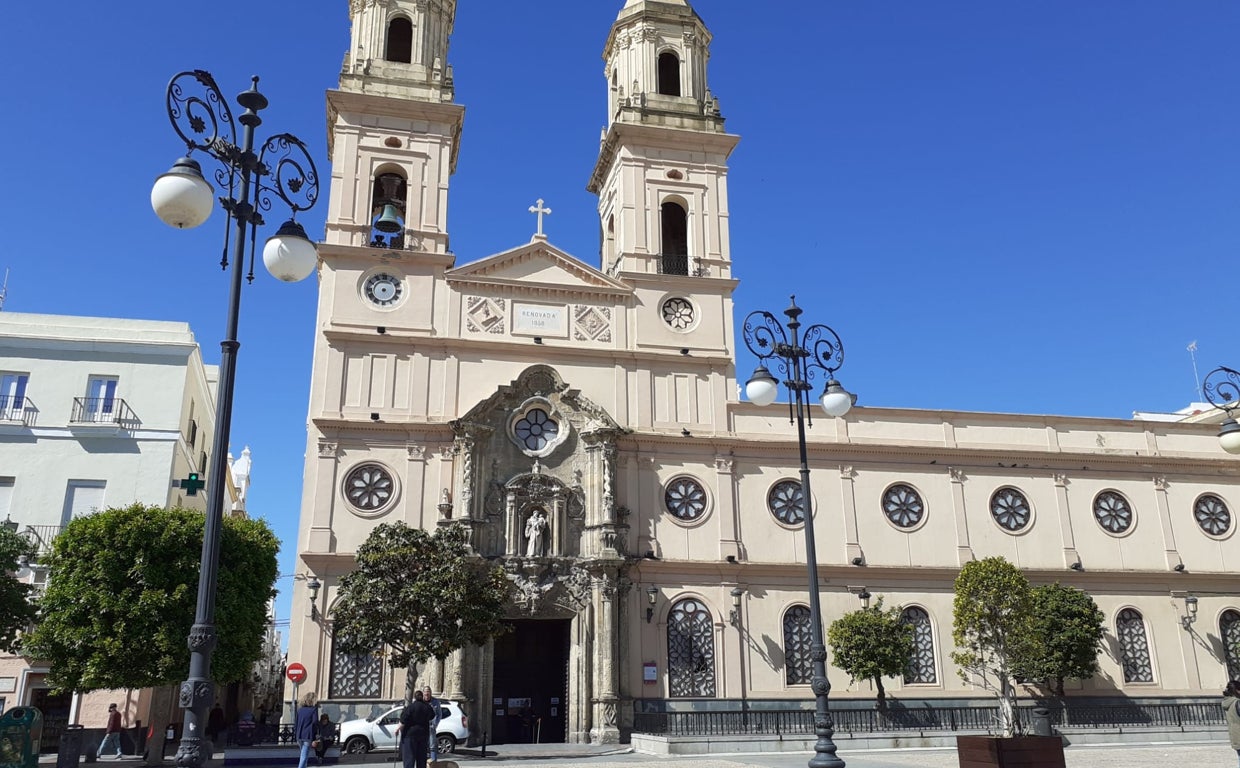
[{"x1": 956, "y1": 735, "x2": 1065, "y2": 768}]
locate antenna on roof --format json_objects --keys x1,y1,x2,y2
[
  {"x1": 1187, "y1": 340, "x2": 1201, "y2": 399},
  {"x1": 0, "y1": 269, "x2": 8, "y2": 312}
]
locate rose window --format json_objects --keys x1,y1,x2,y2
[
  {"x1": 1194, "y1": 494, "x2": 1232, "y2": 537},
  {"x1": 514, "y1": 408, "x2": 559, "y2": 452},
  {"x1": 665, "y1": 477, "x2": 707, "y2": 522},
  {"x1": 883, "y1": 484, "x2": 925, "y2": 529},
  {"x1": 1093, "y1": 491, "x2": 1133, "y2": 535},
  {"x1": 990, "y1": 487, "x2": 1031, "y2": 532},
  {"x1": 768, "y1": 480, "x2": 806, "y2": 526},
  {"x1": 344, "y1": 464, "x2": 394, "y2": 512},
  {"x1": 661, "y1": 298, "x2": 695, "y2": 330}
]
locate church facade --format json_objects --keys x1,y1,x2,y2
[{"x1": 287, "y1": 0, "x2": 1240, "y2": 745}]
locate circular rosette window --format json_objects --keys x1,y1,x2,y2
[
  {"x1": 768, "y1": 479, "x2": 806, "y2": 528},
  {"x1": 882, "y1": 483, "x2": 927, "y2": 531},
  {"x1": 664, "y1": 476, "x2": 710, "y2": 525},
  {"x1": 661, "y1": 297, "x2": 697, "y2": 332},
  {"x1": 343, "y1": 462, "x2": 398, "y2": 516},
  {"x1": 508, "y1": 398, "x2": 569, "y2": 458},
  {"x1": 1093, "y1": 490, "x2": 1134, "y2": 536}
]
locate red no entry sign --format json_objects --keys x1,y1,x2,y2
[{"x1": 286, "y1": 662, "x2": 307, "y2": 684}]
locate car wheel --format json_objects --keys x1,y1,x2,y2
[
  {"x1": 436, "y1": 734, "x2": 456, "y2": 755},
  {"x1": 343, "y1": 736, "x2": 370, "y2": 754}
]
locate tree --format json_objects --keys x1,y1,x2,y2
[
  {"x1": 951, "y1": 557, "x2": 1035, "y2": 737},
  {"x1": 1016, "y1": 583, "x2": 1105, "y2": 696},
  {"x1": 826, "y1": 598, "x2": 914, "y2": 710},
  {"x1": 331, "y1": 523, "x2": 510, "y2": 696},
  {"x1": 23, "y1": 503, "x2": 279, "y2": 692},
  {"x1": 0, "y1": 527, "x2": 37, "y2": 652}
]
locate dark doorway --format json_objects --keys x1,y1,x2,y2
[
  {"x1": 30, "y1": 688, "x2": 72, "y2": 753},
  {"x1": 490, "y1": 619, "x2": 569, "y2": 744}
]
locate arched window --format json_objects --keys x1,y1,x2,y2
[
  {"x1": 667, "y1": 598, "x2": 715, "y2": 697},
  {"x1": 603, "y1": 215, "x2": 616, "y2": 266},
  {"x1": 1222, "y1": 610, "x2": 1240, "y2": 680},
  {"x1": 330, "y1": 640, "x2": 384, "y2": 699},
  {"x1": 900, "y1": 607, "x2": 937, "y2": 684},
  {"x1": 783, "y1": 605, "x2": 813, "y2": 685},
  {"x1": 660, "y1": 201, "x2": 688, "y2": 275},
  {"x1": 1116, "y1": 608, "x2": 1154, "y2": 683},
  {"x1": 370, "y1": 172, "x2": 408, "y2": 249},
  {"x1": 386, "y1": 17, "x2": 414, "y2": 63},
  {"x1": 657, "y1": 51, "x2": 681, "y2": 96}
]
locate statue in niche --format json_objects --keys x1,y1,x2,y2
[{"x1": 524, "y1": 510, "x2": 548, "y2": 557}]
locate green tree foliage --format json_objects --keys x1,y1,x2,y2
[
  {"x1": 0, "y1": 527, "x2": 37, "y2": 652},
  {"x1": 331, "y1": 523, "x2": 510, "y2": 688},
  {"x1": 951, "y1": 557, "x2": 1035, "y2": 737},
  {"x1": 1017, "y1": 583, "x2": 1105, "y2": 696},
  {"x1": 23, "y1": 503, "x2": 279, "y2": 692},
  {"x1": 826, "y1": 598, "x2": 913, "y2": 710}
]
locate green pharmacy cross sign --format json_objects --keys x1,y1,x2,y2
[{"x1": 180, "y1": 473, "x2": 206, "y2": 497}]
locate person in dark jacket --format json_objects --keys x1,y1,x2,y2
[
  {"x1": 294, "y1": 692, "x2": 319, "y2": 768},
  {"x1": 396, "y1": 690, "x2": 434, "y2": 768}
]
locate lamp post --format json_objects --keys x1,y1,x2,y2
[
  {"x1": 742, "y1": 295, "x2": 853, "y2": 768},
  {"x1": 151, "y1": 69, "x2": 320, "y2": 768},
  {"x1": 1203, "y1": 366, "x2": 1240, "y2": 455}
]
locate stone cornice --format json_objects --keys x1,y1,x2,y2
[
  {"x1": 326, "y1": 89, "x2": 464, "y2": 171},
  {"x1": 316, "y1": 241, "x2": 457, "y2": 268},
  {"x1": 588, "y1": 122, "x2": 739, "y2": 193},
  {"x1": 445, "y1": 274, "x2": 631, "y2": 299}
]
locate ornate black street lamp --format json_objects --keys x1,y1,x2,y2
[
  {"x1": 742, "y1": 296, "x2": 852, "y2": 768},
  {"x1": 151, "y1": 69, "x2": 320, "y2": 768},
  {"x1": 1202, "y1": 366, "x2": 1240, "y2": 454}
]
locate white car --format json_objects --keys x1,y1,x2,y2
[{"x1": 338, "y1": 701, "x2": 469, "y2": 755}]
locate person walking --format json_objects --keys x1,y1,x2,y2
[
  {"x1": 422, "y1": 686, "x2": 441, "y2": 763},
  {"x1": 395, "y1": 690, "x2": 434, "y2": 768},
  {"x1": 294, "y1": 692, "x2": 319, "y2": 768},
  {"x1": 96, "y1": 703, "x2": 123, "y2": 759},
  {"x1": 1225, "y1": 680, "x2": 1240, "y2": 767}
]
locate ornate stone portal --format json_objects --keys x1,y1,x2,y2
[{"x1": 444, "y1": 366, "x2": 628, "y2": 743}]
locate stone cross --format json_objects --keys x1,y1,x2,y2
[{"x1": 528, "y1": 198, "x2": 552, "y2": 240}]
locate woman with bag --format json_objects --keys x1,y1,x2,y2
[
  {"x1": 395, "y1": 690, "x2": 435, "y2": 768},
  {"x1": 294, "y1": 692, "x2": 319, "y2": 768}
]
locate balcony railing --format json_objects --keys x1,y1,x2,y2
[
  {"x1": 632, "y1": 700, "x2": 1226, "y2": 737},
  {"x1": 0, "y1": 395, "x2": 37, "y2": 426},
  {"x1": 70, "y1": 397, "x2": 137, "y2": 428},
  {"x1": 20, "y1": 525, "x2": 62, "y2": 558}
]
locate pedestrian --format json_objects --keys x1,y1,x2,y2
[
  {"x1": 294, "y1": 692, "x2": 319, "y2": 768},
  {"x1": 96, "y1": 703, "x2": 123, "y2": 759},
  {"x1": 395, "y1": 690, "x2": 434, "y2": 768},
  {"x1": 422, "y1": 686, "x2": 441, "y2": 763},
  {"x1": 207, "y1": 703, "x2": 225, "y2": 743},
  {"x1": 314, "y1": 713, "x2": 336, "y2": 763},
  {"x1": 1225, "y1": 680, "x2": 1240, "y2": 767}
]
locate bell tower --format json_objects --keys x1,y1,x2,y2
[
  {"x1": 588, "y1": 0, "x2": 739, "y2": 280},
  {"x1": 323, "y1": 0, "x2": 462, "y2": 255}
]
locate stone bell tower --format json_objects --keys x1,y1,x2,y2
[
  {"x1": 588, "y1": 0, "x2": 739, "y2": 281},
  {"x1": 324, "y1": 0, "x2": 462, "y2": 256}
]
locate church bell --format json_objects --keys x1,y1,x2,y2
[{"x1": 373, "y1": 204, "x2": 404, "y2": 233}]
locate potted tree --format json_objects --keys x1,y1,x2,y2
[
  {"x1": 952, "y1": 557, "x2": 1065, "y2": 768},
  {"x1": 826, "y1": 597, "x2": 914, "y2": 712}
]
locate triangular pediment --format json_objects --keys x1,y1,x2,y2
[{"x1": 447, "y1": 240, "x2": 630, "y2": 295}]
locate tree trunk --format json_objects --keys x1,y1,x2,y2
[
  {"x1": 1054, "y1": 676, "x2": 1065, "y2": 697},
  {"x1": 997, "y1": 675, "x2": 1017, "y2": 737},
  {"x1": 874, "y1": 676, "x2": 887, "y2": 711}
]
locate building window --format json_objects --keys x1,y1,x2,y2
[
  {"x1": 514, "y1": 408, "x2": 559, "y2": 453},
  {"x1": 664, "y1": 477, "x2": 707, "y2": 522},
  {"x1": 84, "y1": 376, "x2": 119, "y2": 419},
  {"x1": 61, "y1": 480, "x2": 105, "y2": 526},
  {"x1": 329, "y1": 643, "x2": 383, "y2": 699},
  {"x1": 657, "y1": 51, "x2": 681, "y2": 96},
  {"x1": 769, "y1": 480, "x2": 805, "y2": 527},
  {"x1": 370, "y1": 173, "x2": 408, "y2": 249},
  {"x1": 667, "y1": 598, "x2": 715, "y2": 697},
  {"x1": 0, "y1": 478, "x2": 13, "y2": 523},
  {"x1": 900, "y1": 607, "x2": 938, "y2": 684},
  {"x1": 199, "y1": 451, "x2": 208, "y2": 473},
  {"x1": 882, "y1": 484, "x2": 925, "y2": 529},
  {"x1": 0, "y1": 373, "x2": 28, "y2": 419},
  {"x1": 661, "y1": 297, "x2": 695, "y2": 331},
  {"x1": 660, "y1": 201, "x2": 688, "y2": 275},
  {"x1": 343, "y1": 464, "x2": 395, "y2": 513},
  {"x1": 1093, "y1": 491, "x2": 1133, "y2": 535},
  {"x1": 1116, "y1": 608, "x2": 1154, "y2": 683},
  {"x1": 1221, "y1": 610, "x2": 1240, "y2": 681},
  {"x1": 990, "y1": 487, "x2": 1031, "y2": 532},
  {"x1": 385, "y1": 17, "x2": 413, "y2": 63},
  {"x1": 1194, "y1": 494, "x2": 1232, "y2": 537},
  {"x1": 782, "y1": 605, "x2": 812, "y2": 685}
]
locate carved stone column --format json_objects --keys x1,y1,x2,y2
[
  {"x1": 444, "y1": 647, "x2": 466, "y2": 703},
  {"x1": 590, "y1": 573, "x2": 620, "y2": 744}
]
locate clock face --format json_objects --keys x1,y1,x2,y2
[{"x1": 364, "y1": 273, "x2": 402, "y2": 306}]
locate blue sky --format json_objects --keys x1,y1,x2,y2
[{"x1": 3, "y1": 1, "x2": 1237, "y2": 637}]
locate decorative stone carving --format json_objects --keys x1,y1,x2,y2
[
  {"x1": 573, "y1": 305, "x2": 612, "y2": 342},
  {"x1": 714, "y1": 455, "x2": 734, "y2": 474},
  {"x1": 1053, "y1": 473, "x2": 1070, "y2": 488},
  {"x1": 466, "y1": 296, "x2": 507, "y2": 335},
  {"x1": 318, "y1": 441, "x2": 339, "y2": 458},
  {"x1": 407, "y1": 444, "x2": 426, "y2": 461},
  {"x1": 949, "y1": 467, "x2": 967, "y2": 483},
  {"x1": 438, "y1": 489, "x2": 453, "y2": 518},
  {"x1": 504, "y1": 560, "x2": 594, "y2": 615},
  {"x1": 1153, "y1": 476, "x2": 1169, "y2": 491},
  {"x1": 524, "y1": 510, "x2": 548, "y2": 557}
]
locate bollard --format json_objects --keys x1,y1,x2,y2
[{"x1": 1031, "y1": 707, "x2": 1052, "y2": 737}]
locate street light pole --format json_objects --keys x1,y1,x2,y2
[
  {"x1": 742, "y1": 296, "x2": 852, "y2": 768},
  {"x1": 151, "y1": 69, "x2": 320, "y2": 768},
  {"x1": 1202, "y1": 366, "x2": 1240, "y2": 455}
]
